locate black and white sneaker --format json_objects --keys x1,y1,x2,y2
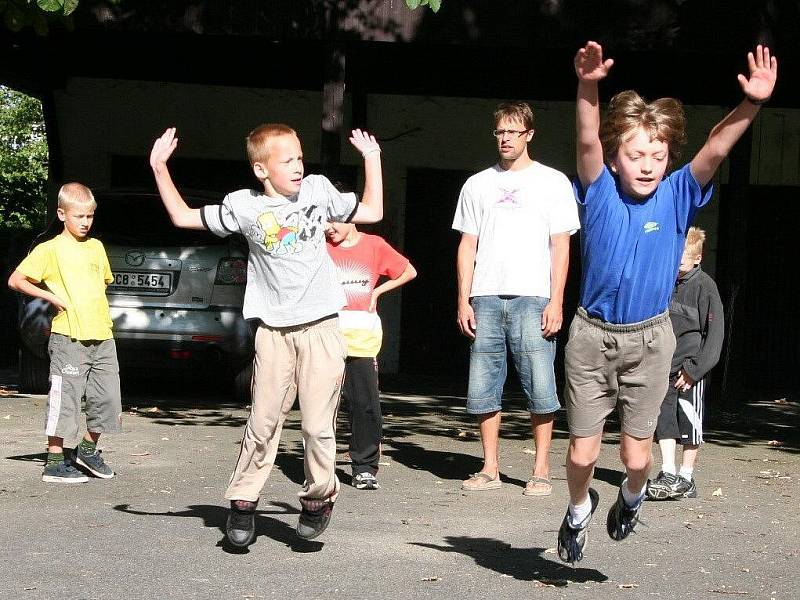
[
  {"x1": 296, "y1": 502, "x2": 334, "y2": 540},
  {"x1": 646, "y1": 471, "x2": 679, "y2": 500},
  {"x1": 42, "y1": 460, "x2": 89, "y2": 483},
  {"x1": 671, "y1": 475, "x2": 697, "y2": 498},
  {"x1": 353, "y1": 472, "x2": 380, "y2": 490},
  {"x1": 557, "y1": 488, "x2": 600, "y2": 564},
  {"x1": 607, "y1": 487, "x2": 643, "y2": 541},
  {"x1": 226, "y1": 500, "x2": 257, "y2": 547},
  {"x1": 74, "y1": 447, "x2": 115, "y2": 479}
]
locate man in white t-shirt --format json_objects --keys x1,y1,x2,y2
[{"x1": 453, "y1": 102, "x2": 580, "y2": 495}]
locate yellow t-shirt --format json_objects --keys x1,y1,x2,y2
[{"x1": 16, "y1": 234, "x2": 114, "y2": 341}]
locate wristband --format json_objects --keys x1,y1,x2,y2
[
  {"x1": 745, "y1": 95, "x2": 768, "y2": 106},
  {"x1": 361, "y1": 147, "x2": 381, "y2": 158}
]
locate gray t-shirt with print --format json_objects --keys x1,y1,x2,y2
[{"x1": 201, "y1": 174, "x2": 358, "y2": 327}]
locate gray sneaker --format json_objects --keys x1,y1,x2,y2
[
  {"x1": 353, "y1": 472, "x2": 380, "y2": 490},
  {"x1": 671, "y1": 475, "x2": 697, "y2": 498},
  {"x1": 646, "y1": 471, "x2": 679, "y2": 500},
  {"x1": 42, "y1": 461, "x2": 89, "y2": 483},
  {"x1": 74, "y1": 447, "x2": 115, "y2": 479}
]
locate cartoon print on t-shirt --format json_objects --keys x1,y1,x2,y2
[{"x1": 247, "y1": 208, "x2": 328, "y2": 255}]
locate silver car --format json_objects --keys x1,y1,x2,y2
[{"x1": 16, "y1": 190, "x2": 253, "y2": 402}]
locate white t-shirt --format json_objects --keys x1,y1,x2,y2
[{"x1": 452, "y1": 161, "x2": 580, "y2": 299}]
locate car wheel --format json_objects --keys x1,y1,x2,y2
[
  {"x1": 19, "y1": 346, "x2": 50, "y2": 394},
  {"x1": 233, "y1": 361, "x2": 253, "y2": 404}
]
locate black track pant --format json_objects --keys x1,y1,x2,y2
[{"x1": 341, "y1": 357, "x2": 381, "y2": 476}]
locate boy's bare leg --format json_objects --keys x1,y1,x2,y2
[
  {"x1": 47, "y1": 436, "x2": 64, "y2": 454},
  {"x1": 619, "y1": 433, "x2": 653, "y2": 497},
  {"x1": 566, "y1": 433, "x2": 602, "y2": 504},
  {"x1": 657, "y1": 438, "x2": 677, "y2": 473},
  {"x1": 530, "y1": 412, "x2": 554, "y2": 480},
  {"x1": 681, "y1": 444, "x2": 699, "y2": 471},
  {"x1": 477, "y1": 410, "x2": 501, "y2": 478}
]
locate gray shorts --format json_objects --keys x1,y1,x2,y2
[
  {"x1": 45, "y1": 334, "x2": 122, "y2": 440},
  {"x1": 564, "y1": 308, "x2": 676, "y2": 439}
]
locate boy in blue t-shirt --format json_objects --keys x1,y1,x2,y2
[{"x1": 557, "y1": 41, "x2": 777, "y2": 564}]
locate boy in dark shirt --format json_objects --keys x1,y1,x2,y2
[{"x1": 647, "y1": 227, "x2": 724, "y2": 500}]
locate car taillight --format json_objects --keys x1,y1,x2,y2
[{"x1": 214, "y1": 258, "x2": 247, "y2": 285}]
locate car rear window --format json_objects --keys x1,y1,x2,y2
[{"x1": 92, "y1": 193, "x2": 226, "y2": 246}]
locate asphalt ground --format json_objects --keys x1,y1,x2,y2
[{"x1": 1, "y1": 370, "x2": 798, "y2": 600}]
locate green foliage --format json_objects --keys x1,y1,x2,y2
[
  {"x1": 0, "y1": 87, "x2": 48, "y2": 230},
  {"x1": 405, "y1": 0, "x2": 442, "y2": 13},
  {"x1": 1, "y1": 0, "x2": 79, "y2": 35}
]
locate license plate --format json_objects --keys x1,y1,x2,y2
[{"x1": 109, "y1": 271, "x2": 172, "y2": 294}]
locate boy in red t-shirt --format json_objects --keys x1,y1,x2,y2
[{"x1": 326, "y1": 222, "x2": 417, "y2": 489}]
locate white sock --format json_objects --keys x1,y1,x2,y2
[
  {"x1": 568, "y1": 494, "x2": 593, "y2": 528},
  {"x1": 679, "y1": 466, "x2": 694, "y2": 480},
  {"x1": 621, "y1": 478, "x2": 646, "y2": 509}
]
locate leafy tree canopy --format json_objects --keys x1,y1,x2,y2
[{"x1": 0, "y1": 86, "x2": 48, "y2": 230}]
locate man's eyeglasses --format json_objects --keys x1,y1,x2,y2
[{"x1": 492, "y1": 129, "x2": 531, "y2": 138}]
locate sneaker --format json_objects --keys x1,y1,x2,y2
[
  {"x1": 557, "y1": 488, "x2": 600, "y2": 564},
  {"x1": 646, "y1": 471, "x2": 679, "y2": 500},
  {"x1": 296, "y1": 502, "x2": 334, "y2": 540},
  {"x1": 74, "y1": 447, "x2": 115, "y2": 479},
  {"x1": 226, "y1": 500, "x2": 257, "y2": 547},
  {"x1": 671, "y1": 475, "x2": 697, "y2": 498},
  {"x1": 607, "y1": 487, "x2": 643, "y2": 541},
  {"x1": 42, "y1": 460, "x2": 89, "y2": 483},
  {"x1": 353, "y1": 472, "x2": 380, "y2": 490}
]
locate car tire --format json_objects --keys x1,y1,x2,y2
[
  {"x1": 19, "y1": 346, "x2": 50, "y2": 394},
  {"x1": 233, "y1": 361, "x2": 253, "y2": 404}
]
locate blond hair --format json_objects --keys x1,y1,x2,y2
[
  {"x1": 57, "y1": 182, "x2": 96, "y2": 211},
  {"x1": 246, "y1": 123, "x2": 297, "y2": 166},
  {"x1": 685, "y1": 226, "x2": 706, "y2": 256},
  {"x1": 600, "y1": 90, "x2": 686, "y2": 168},
  {"x1": 494, "y1": 101, "x2": 534, "y2": 131}
]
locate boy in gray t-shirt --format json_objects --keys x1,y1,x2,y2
[{"x1": 150, "y1": 124, "x2": 383, "y2": 547}]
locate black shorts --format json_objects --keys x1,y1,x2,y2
[{"x1": 655, "y1": 376, "x2": 707, "y2": 445}]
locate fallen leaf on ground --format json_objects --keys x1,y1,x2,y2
[
  {"x1": 767, "y1": 440, "x2": 783, "y2": 447},
  {"x1": 421, "y1": 576, "x2": 439, "y2": 582},
  {"x1": 618, "y1": 583, "x2": 639, "y2": 589},
  {"x1": 3, "y1": 414, "x2": 10, "y2": 419},
  {"x1": 543, "y1": 547, "x2": 557, "y2": 554},
  {"x1": 130, "y1": 452, "x2": 150, "y2": 457},
  {"x1": 143, "y1": 407, "x2": 164, "y2": 414},
  {"x1": 700, "y1": 567, "x2": 710, "y2": 574},
  {"x1": 712, "y1": 488, "x2": 723, "y2": 496},
  {"x1": 522, "y1": 448, "x2": 536, "y2": 455},
  {"x1": 774, "y1": 398, "x2": 788, "y2": 404}
]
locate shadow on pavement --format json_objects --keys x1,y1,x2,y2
[
  {"x1": 113, "y1": 501, "x2": 324, "y2": 554},
  {"x1": 409, "y1": 536, "x2": 608, "y2": 584}
]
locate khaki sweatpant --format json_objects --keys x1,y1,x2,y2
[{"x1": 225, "y1": 317, "x2": 347, "y2": 503}]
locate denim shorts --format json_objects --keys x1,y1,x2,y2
[{"x1": 467, "y1": 295, "x2": 559, "y2": 415}]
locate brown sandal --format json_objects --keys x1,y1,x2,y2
[
  {"x1": 523, "y1": 476, "x2": 553, "y2": 496},
  {"x1": 461, "y1": 472, "x2": 502, "y2": 491}
]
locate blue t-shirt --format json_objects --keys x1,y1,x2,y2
[{"x1": 574, "y1": 164, "x2": 713, "y2": 324}]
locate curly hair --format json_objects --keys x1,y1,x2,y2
[
  {"x1": 600, "y1": 90, "x2": 686, "y2": 168},
  {"x1": 246, "y1": 123, "x2": 297, "y2": 166}
]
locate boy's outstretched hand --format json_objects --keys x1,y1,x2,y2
[
  {"x1": 738, "y1": 45, "x2": 778, "y2": 104},
  {"x1": 574, "y1": 41, "x2": 614, "y2": 81},
  {"x1": 349, "y1": 129, "x2": 381, "y2": 158},
  {"x1": 150, "y1": 127, "x2": 179, "y2": 172}
]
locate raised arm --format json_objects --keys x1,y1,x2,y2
[
  {"x1": 456, "y1": 233, "x2": 478, "y2": 339},
  {"x1": 149, "y1": 128, "x2": 204, "y2": 230},
  {"x1": 690, "y1": 46, "x2": 778, "y2": 187},
  {"x1": 575, "y1": 41, "x2": 614, "y2": 188},
  {"x1": 348, "y1": 129, "x2": 383, "y2": 224}
]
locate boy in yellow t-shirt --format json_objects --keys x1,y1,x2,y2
[{"x1": 8, "y1": 183, "x2": 121, "y2": 483}]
